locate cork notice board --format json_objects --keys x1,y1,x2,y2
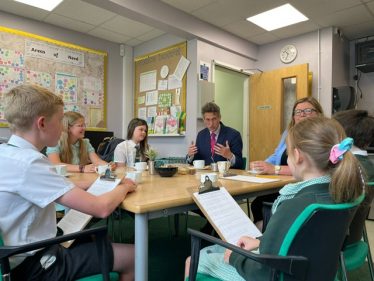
[
  {"x1": 134, "y1": 42, "x2": 187, "y2": 120},
  {"x1": 0, "y1": 27, "x2": 107, "y2": 131}
]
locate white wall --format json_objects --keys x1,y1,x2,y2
[
  {"x1": 0, "y1": 11, "x2": 124, "y2": 139},
  {"x1": 349, "y1": 41, "x2": 374, "y2": 114},
  {"x1": 256, "y1": 27, "x2": 337, "y2": 116}
]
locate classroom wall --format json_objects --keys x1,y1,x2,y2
[
  {"x1": 0, "y1": 11, "x2": 124, "y2": 140},
  {"x1": 255, "y1": 27, "x2": 337, "y2": 116},
  {"x1": 349, "y1": 40, "x2": 374, "y2": 114},
  {"x1": 133, "y1": 35, "x2": 257, "y2": 157}
]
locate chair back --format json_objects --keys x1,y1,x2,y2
[
  {"x1": 278, "y1": 198, "x2": 362, "y2": 281},
  {"x1": 346, "y1": 182, "x2": 374, "y2": 245}
]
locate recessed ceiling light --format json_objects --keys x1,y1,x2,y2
[
  {"x1": 14, "y1": 0, "x2": 63, "y2": 11},
  {"x1": 246, "y1": 4, "x2": 308, "y2": 31}
]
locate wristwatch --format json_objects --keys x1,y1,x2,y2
[{"x1": 275, "y1": 165, "x2": 281, "y2": 175}]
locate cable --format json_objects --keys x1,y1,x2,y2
[{"x1": 357, "y1": 70, "x2": 363, "y2": 99}]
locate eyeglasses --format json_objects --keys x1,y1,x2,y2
[
  {"x1": 294, "y1": 108, "x2": 317, "y2": 116},
  {"x1": 73, "y1": 124, "x2": 86, "y2": 128}
]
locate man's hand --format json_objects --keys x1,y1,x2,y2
[
  {"x1": 214, "y1": 141, "x2": 233, "y2": 159},
  {"x1": 188, "y1": 140, "x2": 198, "y2": 157}
]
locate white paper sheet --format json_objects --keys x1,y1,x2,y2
[
  {"x1": 145, "y1": 90, "x2": 158, "y2": 106},
  {"x1": 87, "y1": 178, "x2": 121, "y2": 196},
  {"x1": 194, "y1": 188, "x2": 262, "y2": 245},
  {"x1": 140, "y1": 70, "x2": 157, "y2": 92},
  {"x1": 168, "y1": 75, "x2": 182, "y2": 90},
  {"x1": 158, "y1": 80, "x2": 168, "y2": 90},
  {"x1": 173, "y1": 56, "x2": 190, "y2": 81},
  {"x1": 148, "y1": 106, "x2": 157, "y2": 117},
  {"x1": 138, "y1": 107, "x2": 147, "y2": 120},
  {"x1": 57, "y1": 177, "x2": 121, "y2": 245},
  {"x1": 221, "y1": 175, "x2": 280, "y2": 183}
]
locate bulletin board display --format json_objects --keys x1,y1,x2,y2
[
  {"x1": 134, "y1": 41, "x2": 187, "y2": 121},
  {"x1": 0, "y1": 27, "x2": 107, "y2": 131}
]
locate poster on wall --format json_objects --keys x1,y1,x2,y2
[{"x1": 0, "y1": 27, "x2": 107, "y2": 130}]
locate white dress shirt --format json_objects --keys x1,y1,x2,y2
[{"x1": 0, "y1": 135, "x2": 75, "y2": 268}]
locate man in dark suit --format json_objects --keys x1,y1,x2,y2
[{"x1": 187, "y1": 102, "x2": 243, "y2": 169}]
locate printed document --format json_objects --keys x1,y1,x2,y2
[{"x1": 193, "y1": 187, "x2": 262, "y2": 245}]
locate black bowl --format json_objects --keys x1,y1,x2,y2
[{"x1": 155, "y1": 166, "x2": 178, "y2": 177}]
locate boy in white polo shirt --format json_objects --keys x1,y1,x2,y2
[{"x1": 0, "y1": 85, "x2": 137, "y2": 280}]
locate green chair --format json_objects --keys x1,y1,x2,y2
[
  {"x1": 187, "y1": 198, "x2": 362, "y2": 281},
  {"x1": 339, "y1": 182, "x2": 374, "y2": 281},
  {"x1": 0, "y1": 226, "x2": 119, "y2": 281}
]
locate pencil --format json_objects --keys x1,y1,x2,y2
[{"x1": 256, "y1": 175, "x2": 279, "y2": 179}]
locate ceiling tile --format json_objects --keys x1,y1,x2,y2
[
  {"x1": 191, "y1": 2, "x2": 242, "y2": 27},
  {"x1": 222, "y1": 20, "x2": 265, "y2": 38},
  {"x1": 342, "y1": 20, "x2": 374, "y2": 40},
  {"x1": 88, "y1": 27, "x2": 131, "y2": 43},
  {"x1": 53, "y1": 0, "x2": 116, "y2": 25},
  {"x1": 368, "y1": 2, "x2": 374, "y2": 13},
  {"x1": 124, "y1": 38, "x2": 143, "y2": 46},
  {"x1": 44, "y1": 13, "x2": 94, "y2": 33},
  {"x1": 0, "y1": 0, "x2": 49, "y2": 21},
  {"x1": 272, "y1": 20, "x2": 322, "y2": 39},
  {"x1": 100, "y1": 15, "x2": 154, "y2": 38},
  {"x1": 160, "y1": 0, "x2": 213, "y2": 13},
  {"x1": 314, "y1": 5, "x2": 373, "y2": 28},
  {"x1": 136, "y1": 29, "x2": 166, "y2": 41},
  {"x1": 290, "y1": 0, "x2": 362, "y2": 19},
  {"x1": 247, "y1": 32, "x2": 280, "y2": 45},
  {"x1": 217, "y1": 0, "x2": 289, "y2": 19}
]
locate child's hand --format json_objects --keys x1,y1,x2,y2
[
  {"x1": 121, "y1": 178, "x2": 137, "y2": 192},
  {"x1": 109, "y1": 161, "x2": 117, "y2": 171},
  {"x1": 224, "y1": 249, "x2": 232, "y2": 264},
  {"x1": 85, "y1": 164, "x2": 97, "y2": 173},
  {"x1": 236, "y1": 236, "x2": 260, "y2": 251}
]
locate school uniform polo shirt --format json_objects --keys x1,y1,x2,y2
[{"x1": 0, "y1": 135, "x2": 75, "y2": 268}]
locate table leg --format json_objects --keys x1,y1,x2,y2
[{"x1": 135, "y1": 213, "x2": 149, "y2": 281}]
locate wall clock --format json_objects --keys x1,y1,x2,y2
[{"x1": 280, "y1": 45, "x2": 297, "y2": 63}]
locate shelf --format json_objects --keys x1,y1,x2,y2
[{"x1": 148, "y1": 134, "x2": 185, "y2": 137}]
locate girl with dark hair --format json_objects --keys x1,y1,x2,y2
[{"x1": 114, "y1": 118, "x2": 150, "y2": 167}]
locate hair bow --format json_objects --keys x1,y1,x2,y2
[{"x1": 329, "y1": 137, "x2": 354, "y2": 164}]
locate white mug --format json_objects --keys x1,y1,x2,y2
[
  {"x1": 135, "y1": 162, "x2": 147, "y2": 171},
  {"x1": 193, "y1": 160, "x2": 205, "y2": 169},
  {"x1": 55, "y1": 165, "x2": 67, "y2": 175},
  {"x1": 126, "y1": 171, "x2": 142, "y2": 184},
  {"x1": 95, "y1": 165, "x2": 110, "y2": 174},
  {"x1": 217, "y1": 161, "x2": 230, "y2": 173},
  {"x1": 201, "y1": 173, "x2": 218, "y2": 183}
]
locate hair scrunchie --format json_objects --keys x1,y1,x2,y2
[{"x1": 329, "y1": 137, "x2": 354, "y2": 164}]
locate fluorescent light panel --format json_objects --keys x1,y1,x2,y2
[
  {"x1": 14, "y1": 0, "x2": 63, "y2": 11},
  {"x1": 246, "y1": 4, "x2": 308, "y2": 31}
]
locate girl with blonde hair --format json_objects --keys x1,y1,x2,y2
[
  {"x1": 47, "y1": 111, "x2": 116, "y2": 173},
  {"x1": 185, "y1": 116, "x2": 364, "y2": 281}
]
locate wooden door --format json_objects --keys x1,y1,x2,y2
[{"x1": 249, "y1": 63, "x2": 309, "y2": 162}]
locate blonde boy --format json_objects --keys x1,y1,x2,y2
[{"x1": 0, "y1": 85, "x2": 136, "y2": 280}]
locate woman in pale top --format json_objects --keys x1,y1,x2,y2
[
  {"x1": 250, "y1": 97, "x2": 324, "y2": 230},
  {"x1": 47, "y1": 111, "x2": 116, "y2": 173}
]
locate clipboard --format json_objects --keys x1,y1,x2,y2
[{"x1": 187, "y1": 177, "x2": 262, "y2": 245}]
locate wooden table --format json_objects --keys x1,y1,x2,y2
[{"x1": 69, "y1": 167, "x2": 296, "y2": 281}]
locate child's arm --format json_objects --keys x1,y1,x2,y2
[
  {"x1": 48, "y1": 152, "x2": 89, "y2": 173},
  {"x1": 56, "y1": 178, "x2": 137, "y2": 218},
  {"x1": 71, "y1": 180, "x2": 94, "y2": 190},
  {"x1": 224, "y1": 236, "x2": 260, "y2": 264},
  {"x1": 89, "y1": 152, "x2": 117, "y2": 171}
]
